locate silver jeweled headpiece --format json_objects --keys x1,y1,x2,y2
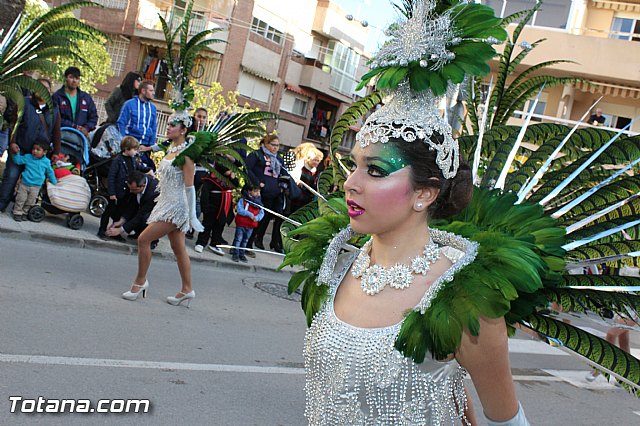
[
  {"x1": 355, "y1": 82, "x2": 459, "y2": 179},
  {"x1": 168, "y1": 110, "x2": 193, "y2": 129}
]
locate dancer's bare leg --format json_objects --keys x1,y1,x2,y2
[
  {"x1": 132, "y1": 221, "x2": 176, "y2": 289},
  {"x1": 168, "y1": 228, "x2": 192, "y2": 296}
]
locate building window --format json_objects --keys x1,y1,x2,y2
[
  {"x1": 483, "y1": 0, "x2": 571, "y2": 29},
  {"x1": 238, "y1": 72, "x2": 272, "y2": 104},
  {"x1": 281, "y1": 92, "x2": 308, "y2": 117},
  {"x1": 93, "y1": 95, "x2": 107, "y2": 124},
  {"x1": 324, "y1": 41, "x2": 360, "y2": 95},
  {"x1": 251, "y1": 17, "x2": 283, "y2": 45},
  {"x1": 514, "y1": 99, "x2": 546, "y2": 122},
  {"x1": 610, "y1": 17, "x2": 640, "y2": 41},
  {"x1": 106, "y1": 36, "x2": 129, "y2": 77}
]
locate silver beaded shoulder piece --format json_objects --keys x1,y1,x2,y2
[{"x1": 415, "y1": 228, "x2": 479, "y2": 313}]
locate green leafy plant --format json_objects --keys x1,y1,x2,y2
[{"x1": 0, "y1": 1, "x2": 103, "y2": 131}]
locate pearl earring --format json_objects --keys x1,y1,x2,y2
[{"x1": 416, "y1": 203, "x2": 423, "y2": 209}]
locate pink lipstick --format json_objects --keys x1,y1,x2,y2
[{"x1": 347, "y1": 200, "x2": 365, "y2": 217}]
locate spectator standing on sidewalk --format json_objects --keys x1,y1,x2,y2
[
  {"x1": 194, "y1": 159, "x2": 239, "y2": 255},
  {"x1": 117, "y1": 80, "x2": 158, "y2": 170},
  {"x1": 52, "y1": 67, "x2": 98, "y2": 138},
  {"x1": 0, "y1": 78, "x2": 61, "y2": 212},
  {"x1": 185, "y1": 107, "x2": 209, "y2": 239},
  {"x1": 10, "y1": 140, "x2": 57, "y2": 221},
  {"x1": 105, "y1": 71, "x2": 142, "y2": 124},
  {"x1": 231, "y1": 183, "x2": 264, "y2": 262},
  {"x1": 245, "y1": 134, "x2": 290, "y2": 253}
]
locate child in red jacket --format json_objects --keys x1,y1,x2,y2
[{"x1": 232, "y1": 183, "x2": 264, "y2": 262}]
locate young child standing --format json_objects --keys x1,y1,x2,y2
[
  {"x1": 232, "y1": 183, "x2": 264, "y2": 262},
  {"x1": 98, "y1": 136, "x2": 150, "y2": 238},
  {"x1": 11, "y1": 140, "x2": 57, "y2": 221}
]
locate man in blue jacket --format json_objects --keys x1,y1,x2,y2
[
  {"x1": 52, "y1": 67, "x2": 98, "y2": 138},
  {"x1": 117, "y1": 80, "x2": 158, "y2": 170}
]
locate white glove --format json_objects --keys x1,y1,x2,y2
[{"x1": 185, "y1": 186, "x2": 204, "y2": 233}]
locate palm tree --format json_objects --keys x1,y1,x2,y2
[{"x1": 0, "y1": 1, "x2": 103, "y2": 132}]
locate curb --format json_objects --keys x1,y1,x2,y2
[{"x1": 0, "y1": 225, "x2": 292, "y2": 276}]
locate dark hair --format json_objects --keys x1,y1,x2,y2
[
  {"x1": 120, "y1": 71, "x2": 142, "y2": 100},
  {"x1": 242, "y1": 182, "x2": 258, "y2": 193},
  {"x1": 391, "y1": 135, "x2": 473, "y2": 219},
  {"x1": 195, "y1": 107, "x2": 207, "y2": 115},
  {"x1": 64, "y1": 66, "x2": 81, "y2": 78},
  {"x1": 127, "y1": 170, "x2": 146, "y2": 186},
  {"x1": 33, "y1": 140, "x2": 50, "y2": 151}
]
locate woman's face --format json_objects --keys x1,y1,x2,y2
[
  {"x1": 166, "y1": 122, "x2": 185, "y2": 140},
  {"x1": 343, "y1": 143, "x2": 419, "y2": 235},
  {"x1": 264, "y1": 138, "x2": 280, "y2": 154},
  {"x1": 306, "y1": 155, "x2": 322, "y2": 170},
  {"x1": 134, "y1": 78, "x2": 141, "y2": 90}
]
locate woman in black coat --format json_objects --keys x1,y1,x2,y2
[{"x1": 244, "y1": 134, "x2": 289, "y2": 253}]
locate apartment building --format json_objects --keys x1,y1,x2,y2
[
  {"x1": 49, "y1": 0, "x2": 372, "y2": 151},
  {"x1": 483, "y1": 0, "x2": 640, "y2": 134}
]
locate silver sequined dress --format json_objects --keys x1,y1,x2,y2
[
  {"x1": 147, "y1": 158, "x2": 190, "y2": 233},
  {"x1": 305, "y1": 231, "x2": 477, "y2": 425}
]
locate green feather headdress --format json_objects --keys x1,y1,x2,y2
[{"x1": 281, "y1": 0, "x2": 640, "y2": 396}]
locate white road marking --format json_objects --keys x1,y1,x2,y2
[
  {"x1": 633, "y1": 411, "x2": 640, "y2": 417},
  {"x1": 0, "y1": 353, "x2": 305, "y2": 375},
  {"x1": 0, "y1": 353, "x2": 591, "y2": 384},
  {"x1": 543, "y1": 369, "x2": 617, "y2": 390}
]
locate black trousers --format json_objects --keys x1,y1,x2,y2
[
  {"x1": 195, "y1": 193, "x2": 228, "y2": 247},
  {"x1": 247, "y1": 195, "x2": 282, "y2": 250},
  {"x1": 98, "y1": 198, "x2": 124, "y2": 233}
]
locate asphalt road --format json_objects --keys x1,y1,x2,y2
[{"x1": 0, "y1": 237, "x2": 638, "y2": 425}]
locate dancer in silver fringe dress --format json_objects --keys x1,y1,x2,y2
[{"x1": 121, "y1": 111, "x2": 204, "y2": 307}]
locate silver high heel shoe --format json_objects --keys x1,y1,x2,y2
[
  {"x1": 122, "y1": 280, "x2": 149, "y2": 301},
  {"x1": 166, "y1": 290, "x2": 195, "y2": 307}
]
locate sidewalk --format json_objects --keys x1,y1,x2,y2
[{"x1": 0, "y1": 206, "x2": 294, "y2": 275}]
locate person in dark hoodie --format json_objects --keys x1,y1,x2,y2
[
  {"x1": 105, "y1": 71, "x2": 142, "y2": 124},
  {"x1": 0, "y1": 78, "x2": 61, "y2": 212},
  {"x1": 52, "y1": 67, "x2": 98, "y2": 138}
]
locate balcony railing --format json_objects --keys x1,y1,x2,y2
[{"x1": 510, "y1": 111, "x2": 639, "y2": 137}]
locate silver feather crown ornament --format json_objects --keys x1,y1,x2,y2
[
  {"x1": 356, "y1": 83, "x2": 459, "y2": 178},
  {"x1": 355, "y1": 0, "x2": 508, "y2": 179}
]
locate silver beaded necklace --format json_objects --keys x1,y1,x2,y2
[
  {"x1": 167, "y1": 140, "x2": 188, "y2": 154},
  {"x1": 351, "y1": 237, "x2": 441, "y2": 295}
]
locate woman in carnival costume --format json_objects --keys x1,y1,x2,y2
[
  {"x1": 281, "y1": 1, "x2": 639, "y2": 424},
  {"x1": 122, "y1": 0, "x2": 276, "y2": 305}
]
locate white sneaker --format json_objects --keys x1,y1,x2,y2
[
  {"x1": 208, "y1": 245, "x2": 225, "y2": 256},
  {"x1": 194, "y1": 244, "x2": 204, "y2": 253}
]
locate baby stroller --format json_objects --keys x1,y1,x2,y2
[
  {"x1": 28, "y1": 127, "x2": 91, "y2": 229},
  {"x1": 84, "y1": 123, "x2": 121, "y2": 217}
]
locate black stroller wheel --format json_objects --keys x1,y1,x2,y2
[
  {"x1": 67, "y1": 214, "x2": 84, "y2": 230},
  {"x1": 89, "y1": 195, "x2": 108, "y2": 217},
  {"x1": 28, "y1": 206, "x2": 46, "y2": 222}
]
